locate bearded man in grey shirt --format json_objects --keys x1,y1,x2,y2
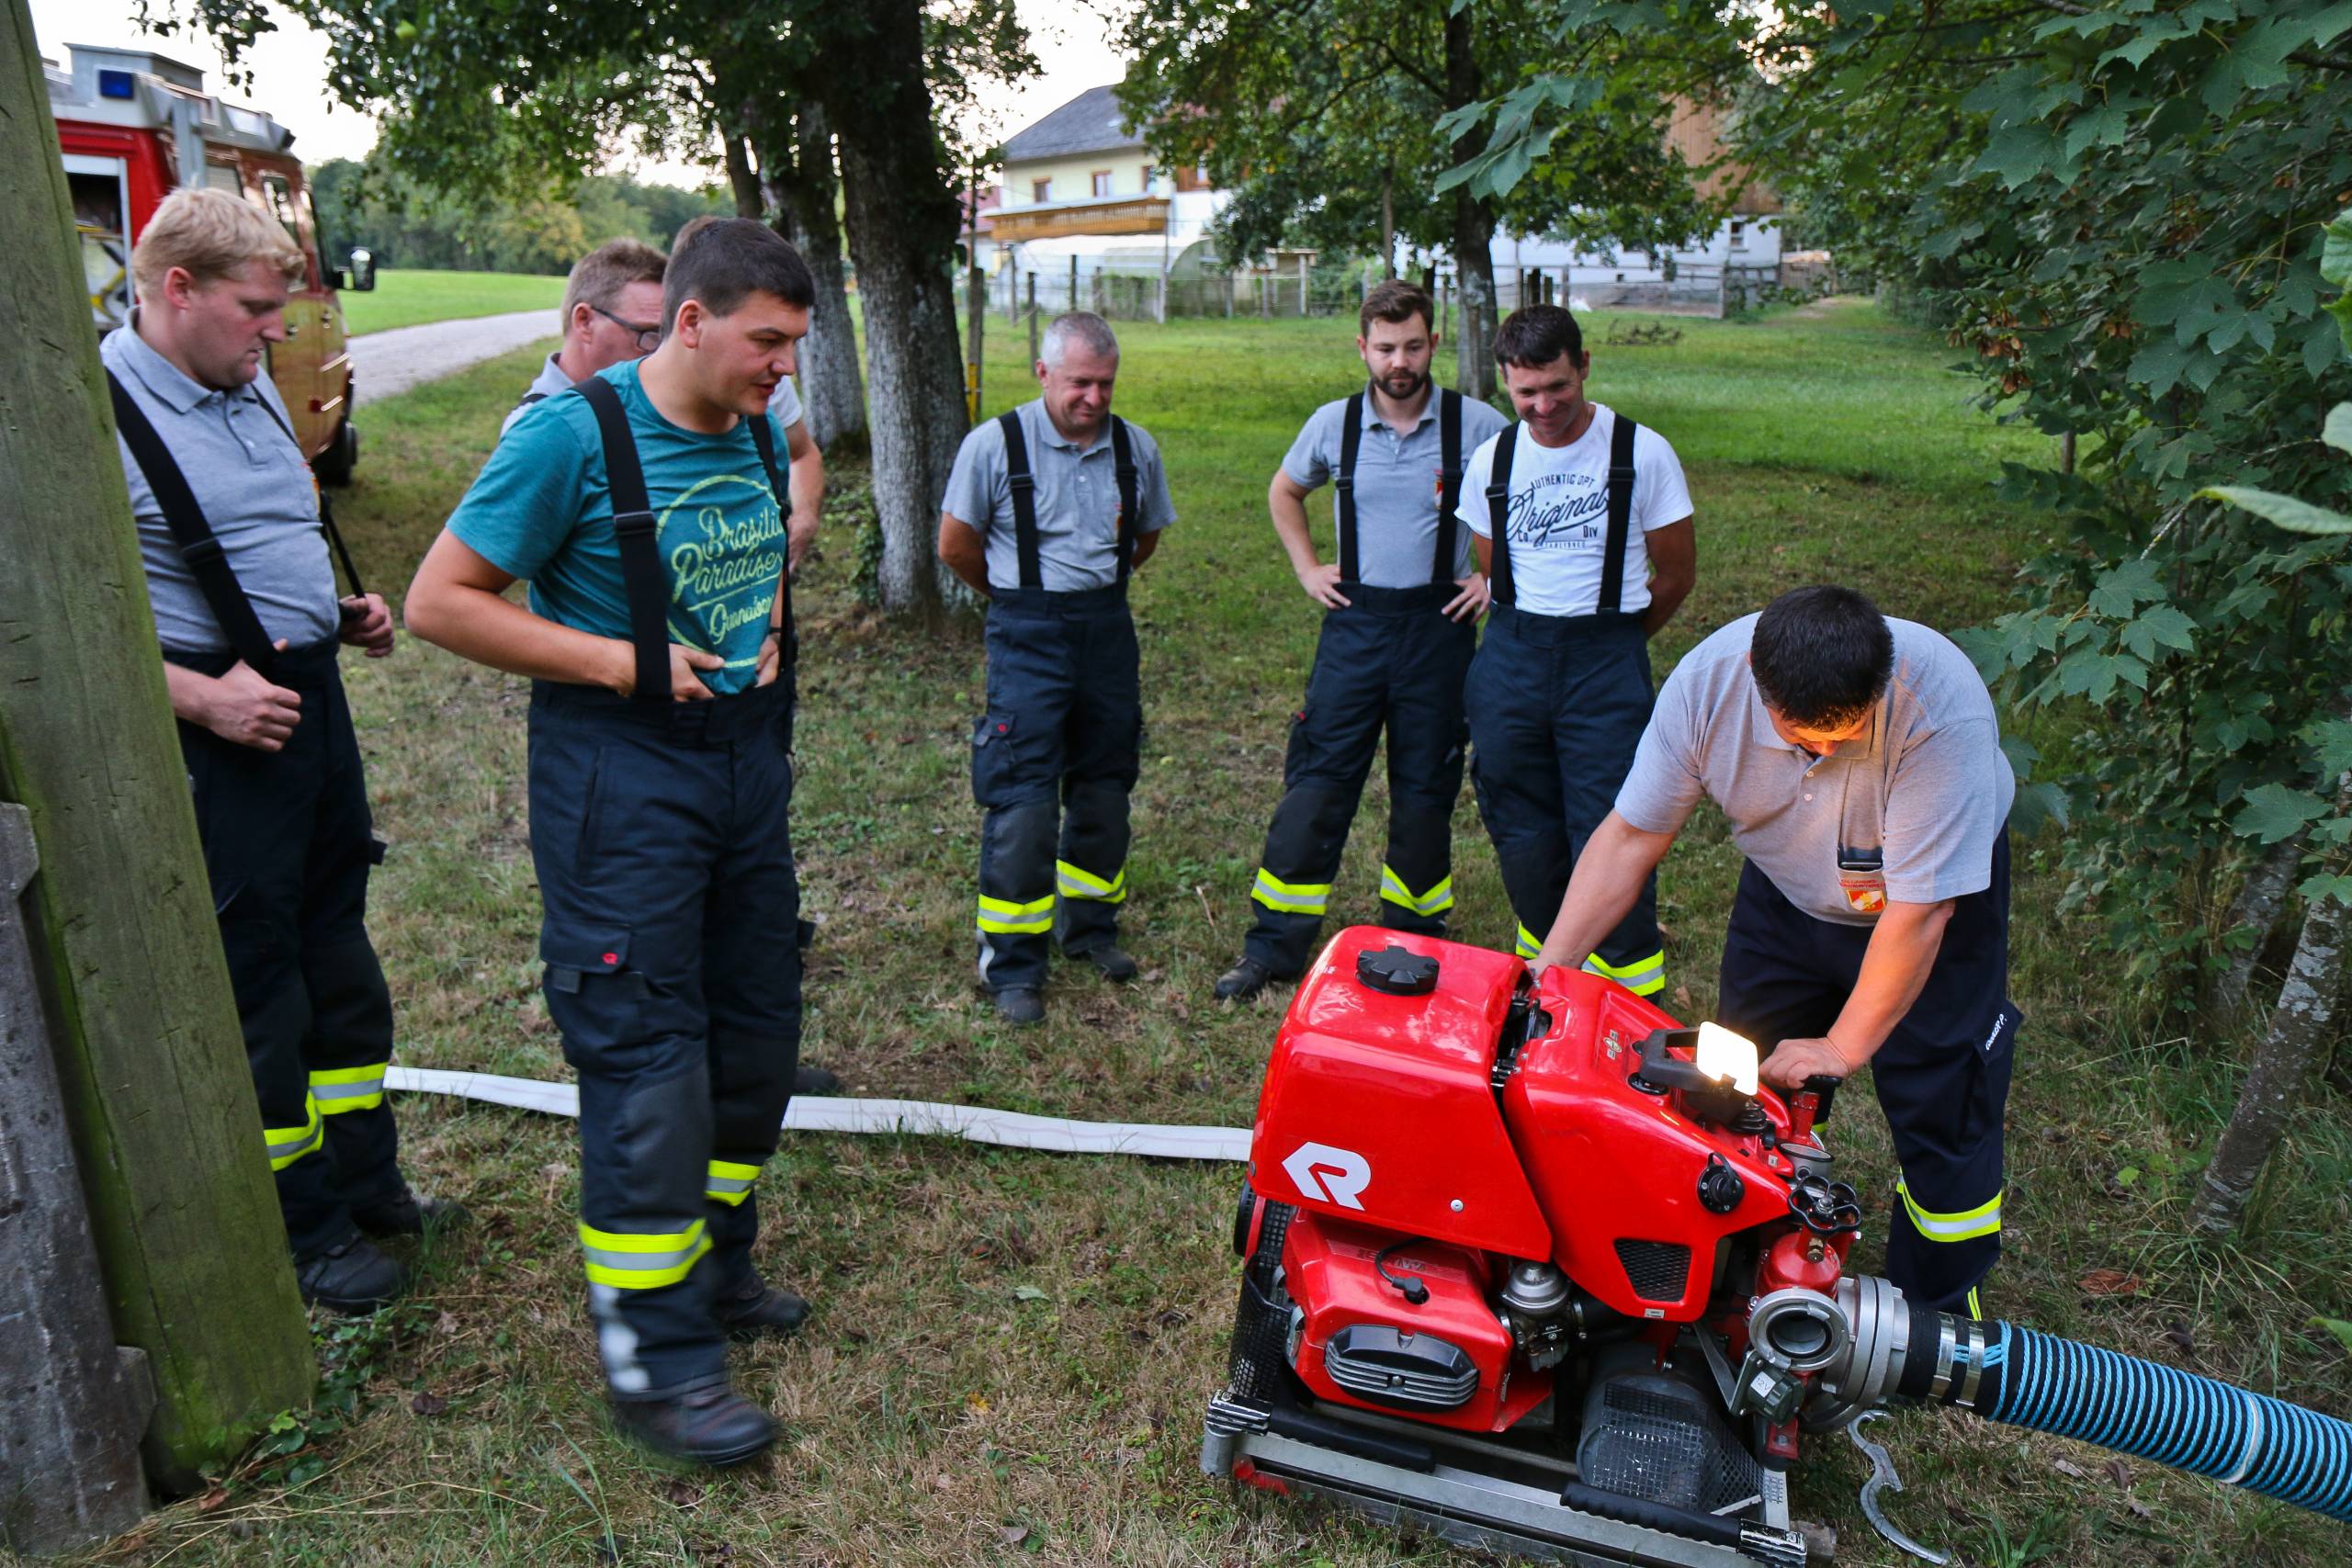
[{"x1": 1530, "y1": 584, "x2": 2019, "y2": 1317}]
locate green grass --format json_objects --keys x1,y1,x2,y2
[
  {"x1": 339, "y1": 268, "x2": 566, "y2": 336},
  {"x1": 56, "y1": 301, "x2": 2352, "y2": 1567}
]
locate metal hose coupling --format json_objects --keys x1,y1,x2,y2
[{"x1": 1804, "y1": 1276, "x2": 2352, "y2": 1522}]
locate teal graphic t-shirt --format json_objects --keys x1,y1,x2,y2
[{"x1": 447, "y1": 361, "x2": 787, "y2": 694}]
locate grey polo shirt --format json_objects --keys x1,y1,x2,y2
[
  {"x1": 503, "y1": 352, "x2": 578, "y2": 434},
  {"x1": 1283, "y1": 388, "x2": 1508, "y2": 587},
  {"x1": 101, "y1": 321, "x2": 339, "y2": 655},
  {"x1": 1615, "y1": 614, "x2": 2016, "y2": 927},
  {"x1": 942, "y1": 399, "x2": 1175, "y2": 592}
]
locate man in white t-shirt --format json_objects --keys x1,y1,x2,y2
[{"x1": 1456, "y1": 304, "x2": 1696, "y2": 994}]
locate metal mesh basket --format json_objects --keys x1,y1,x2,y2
[{"x1": 1576, "y1": 1369, "x2": 1763, "y2": 1517}]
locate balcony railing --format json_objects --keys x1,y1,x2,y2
[{"x1": 989, "y1": 196, "x2": 1170, "y2": 242}]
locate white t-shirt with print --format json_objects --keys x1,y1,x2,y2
[{"x1": 1455, "y1": 403, "x2": 1693, "y2": 617}]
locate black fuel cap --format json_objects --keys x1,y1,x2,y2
[{"x1": 1357, "y1": 944, "x2": 1440, "y2": 996}]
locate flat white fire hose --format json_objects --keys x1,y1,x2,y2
[{"x1": 384, "y1": 1066, "x2": 1252, "y2": 1163}]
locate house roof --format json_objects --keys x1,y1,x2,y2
[{"x1": 1001, "y1": 85, "x2": 1144, "y2": 164}]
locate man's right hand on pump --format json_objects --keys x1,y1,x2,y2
[
  {"x1": 1297, "y1": 561, "x2": 1352, "y2": 609},
  {"x1": 198, "y1": 641, "x2": 302, "y2": 750},
  {"x1": 606, "y1": 640, "x2": 726, "y2": 702}
]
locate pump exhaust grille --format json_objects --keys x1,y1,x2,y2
[{"x1": 1613, "y1": 1238, "x2": 1692, "y2": 1302}]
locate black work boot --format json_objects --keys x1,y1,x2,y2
[
  {"x1": 1075, "y1": 943, "x2": 1139, "y2": 982},
  {"x1": 993, "y1": 987, "x2": 1045, "y2": 1025},
  {"x1": 296, "y1": 1235, "x2": 406, "y2": 1314},
  {"x1": 1215, "y1": 956, "x2": 1275, "y2": 1002},
  {"x1": 792, "y1": 1063, "x2": 843, "y2": 1096},
  {"x1": 354, "y1": 1188, "x2": 470, "y2": 1238},
  {"x1": 611, "y1": 1383, "x2": 777, "y2": 1468},
  {"x1": 713, "y1": 1276, "x2": 812, "y2": 1341}
]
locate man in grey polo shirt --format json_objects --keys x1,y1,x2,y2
[
  {"x1": 1214, "y1": 280, "x2": 1507, "y2": 1001},
  {"x1": 102, "y1": 188, "x2": 453, "y2": 1316},
  {"x1": 938, "y1": 311, "x2": 1175, "y2": 1024},
  {"x1": 505, "y1": 237, "x2": 668, "y2": 434},
  {"x1": 1529, "y1": 584, "x2": 2018, "y2": 1317}
]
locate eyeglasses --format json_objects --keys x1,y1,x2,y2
[{"x1": 592, "y1": 304, "x2": 662, "y2": 353}]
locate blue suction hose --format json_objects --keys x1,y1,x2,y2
[{"x1": 1962, "y1": 1322, "x2": 2351, "y2": 1520}]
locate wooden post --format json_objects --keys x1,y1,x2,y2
[
  {"x1": 1069, "y1": 254, "x2": 1079, "y2": 316},
  {"x1": 1026, "y1": 272, "x2": 1039, "y2": 367},
  {"x1": 0, "y1": 0, "x2": 314, "y2": 1492},
  {"x1": 0, "y1": 807, "x2": 154, "y2": 1550}
]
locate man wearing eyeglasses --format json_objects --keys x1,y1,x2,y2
[{"x1": 506, "y1": 239, "x2": 671, "y2": 434}]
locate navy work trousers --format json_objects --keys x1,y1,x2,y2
[
  {"x1": 971, "y1": 586, "x2": 1141, "y2": 993},
  {"x1": 172, "y1": 639, "x2": 404, "y2": 1261},
  {"x1": 1464, "y1": 606, "x2": 1664, "y2": 991},
  {"x1": 1714, "y1": 831, "x2": 2018, "y2": 1316},
  {"x1": 528, "y1": 680, "x2": 801, "y2": 1400},
  {"x1": 1243, "y1": 584, "x2": 1475, "y2": 976}
]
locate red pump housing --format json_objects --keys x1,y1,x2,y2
[{"x1": 1247, "y1": 929, "x2": 1817, "y2": 1431}]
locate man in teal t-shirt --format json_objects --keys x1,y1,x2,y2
[{"x1": 406, "y1": 219, "x2": 818, "y2": 1469}]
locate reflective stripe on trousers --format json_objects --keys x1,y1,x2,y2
[
  {"x1": 310, "y1": 1060, "x2": 390, "y2": 1114},
  {"x1": 1899, "y1": 1180, "x2": 2004, "y2": 1242},
  {"x1": 1252, "y1": 869, "x2": 1330, "y2": 915},
  {"x1": 705, "y1": 1159, "x2": 762, "y2": 1207},
  {"x1": 1056, "y1": 859, "x2": 1126, "y2": 903},
  {"x1": 1378, "y1": 864, "x2": 1453, "y2": 919},
  {"x1": 1584, "y1": 947, "x2": 1667, "y2": 998},
  {"x1": 579, "y1": 1219, "x2": 713, "y2": 1290},
  {"x1": 977, "y1": 892, "x2": 1055, "y2": 933},
  {"x1": 265, "y1": 1093, "x2": 324, "y2": 1171}
]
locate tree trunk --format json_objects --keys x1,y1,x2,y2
[
  {"x1": 0, "y1": 0, "x2": 314, "y2": 1489},
  {"x1": 824, "y1": 0, "x2": 967, "y2": 616},
  {"x1": 1381, "y1": 166, "x2": 1396, "y2": 280},
  {"x1": 2210, "y1": 829, "x2": 2306, "y2": 1019},
  {"x1": 1443, "y1": 8, "x2": 1497, "y2": 401},
  {"x1": 721, "y1": 133, "x2": 763, "y2": 220},
  {"x1": 758, "y1": 103, "x2": 868, "y2": 454},
  {"x1": 2188, "y1": 769, "x2": 2352, "y2": 1236}
]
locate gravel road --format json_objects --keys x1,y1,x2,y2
[{"x1": 346, "y1": 309, "x2": 560, "y2": 401}]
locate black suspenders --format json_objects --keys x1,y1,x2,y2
[
  {"x1": 999, "y1": 408, "x2": 1140, "y2": 590},
  {"x1": 999, "y1": 410, "x2": 1043, "y2": 591},
  {"x1": 1336, "y1": 392, "x2": 1364, "y2": 584},
  {"x1": 579, "y1": 377, "x2": 797, "y2": 705},
  {"x1": 1337, "y1": 388, "x2": 1464, "y2": 588},
  {"x1": 1597, "y1": 412, "x2": 1639, "y2": 616},
  {"x1": 1110, "y1": 415, "x2": 1140, "y2": 581},
  {"x1": 107, "y1": 367, "x2": 368, "y2": 676},
  {"x1": 1484, "y1": 411, "x2": 1639, "y2": 614},
  {"x1": 1434, "y1": 389, "x2": 1464, "y2": 586},
  {"x1": 1486, "y1": 423, "x2": 1520, "y2": 607},
  {"x1": 580, "y1": 377, "x2": 673, "y2": 704}
]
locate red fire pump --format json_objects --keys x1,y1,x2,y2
[{"x1": 1201, "y1": 929, "x2": 2352, "y2": 1566}]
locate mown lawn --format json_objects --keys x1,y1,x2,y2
[
  {"x1": 61, "y1": 300, "x2": 2352, "y2": 1568},
  {"x1": 340, "y1": 268, "x2": 566, "y2": 336}
]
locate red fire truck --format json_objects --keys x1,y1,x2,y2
[{"x1": 47, "y1": 42, "x2": 374, "y2": 482}]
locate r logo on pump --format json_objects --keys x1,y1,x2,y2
[{"x1": 1283, "y1": 1142, "x2": 1371, "y2": 1210}]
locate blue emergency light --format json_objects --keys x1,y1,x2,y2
[{"x1": 97, "y1": 69, "x2": 136, "y2": 99}]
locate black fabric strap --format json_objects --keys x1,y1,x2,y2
[
  {"x1": 1434, "y1": 389, "x2": 1464, "y2": 586},
  {"x1": 1486, "y1": 423, "x2": 1519, "y2": 606},
  {"x1": 578, "y1": 377, "x2": 670, "y2": 704},
  {"x1": 1336, "y1": 392, "x2": 1363, "y2": 585},
  {"x1": 744, "y1": 412, "x2": 797, "y2": 668},
  {"x1": 313, "y1": 487, "x2": 366, "y2": 600},
  {"x1": 1111, "y1": 415, "x2": 1140, "y2": 582},
  {"x1": 999, "y1": 410, "x2": 1042, "y2": 591},
  {"x1": 106, "y1": 369, "x2": 278, "y2": 675},
  {"x1": 1598, "y1": 412, "x2": 1639, "y2": 616}
]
